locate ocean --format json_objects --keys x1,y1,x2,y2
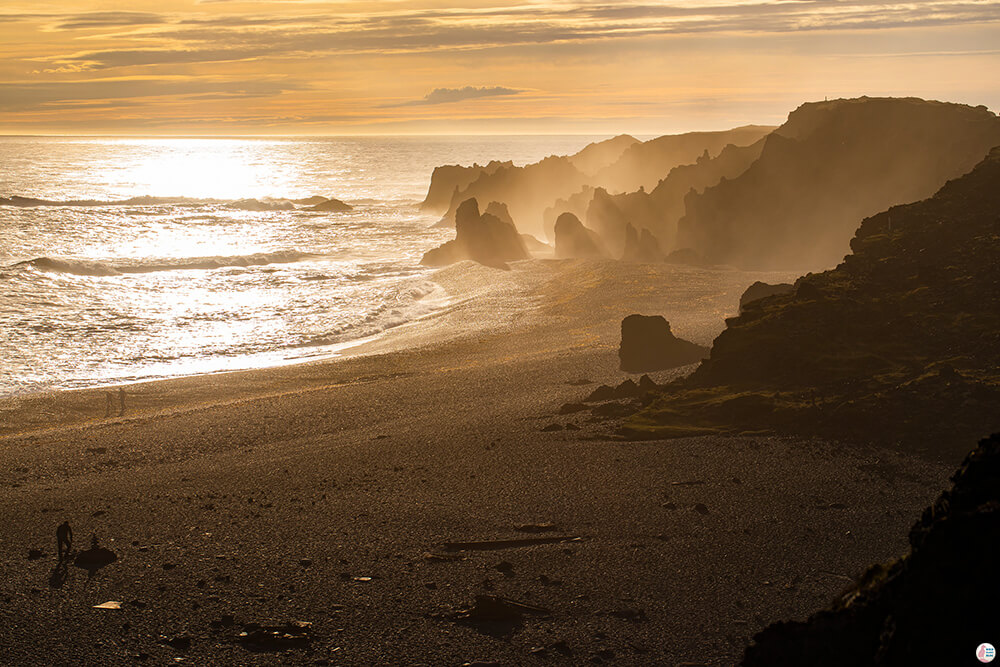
[{"x1": 0, "y1": 135, "x2": 603, "y2": 396}]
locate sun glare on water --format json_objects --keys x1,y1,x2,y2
[{"x1": 116, "y1": 138, "x2": 282, "y2": 200}]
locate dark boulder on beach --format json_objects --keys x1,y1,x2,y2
[
  {"x1": 742, "y1": 432, "x2": 1000, "y2": 667},
  {"x1": 308, "y1": 197, "x2": 353, "y2": 212},
  {"x1": 421, "y1": 198, "x2": 529, "y2": 269},
  {"x1": 619, "y1": 314, "x2": 708, "y2": 372},
  {"x1": 553, "y1": 213, "x2": 609, "y2": 259},
  {"x1": 738, "y1": 281, "x2": 794, "y2": 313}
]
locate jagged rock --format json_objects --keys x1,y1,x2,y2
[
  {"x1": 619, "y1": 314, "x2": 708, "y2": 372},
  {"x1": 585, "y1": 385, "x2": 616, "y2": 402},
  {"x1": 308, "y1": 197, "x2": 353, "y2": 212},
  {"x1": 238, "y1": 621, "x2": 313, "y2": 651},
  {"x1": 742, "y1": 433, "x2": 1000, "y2": 666},
  {"x1": 421, "y1": 161, "x2": 511, "y2": 213},
  {"x1": 638, "y1": 374, "x2": 658, "y2": 392},
  {"x1": 553, "y1": 213, "x2": 609, "y2": 259},
  {"x1": 677, "y1": 97, "x2": 1000, "y2": 269},
  {"x1": 621, "y1": 223, "x2": 666, "y2": 263},
  {"x1": 628, "y1": 147, "x2": 1000, "y2": 451},
  {"x1": 520, "y1": 233, "x2": 552, "y2": 254},
  {"x1": 738, "y1": 281, "x2": 794, "y2": 312},
  {"x1": 421, "y1": 198, "x2": 529, "y2": 269},
  {"x1": 484, "y1": 201, "x2": 514, "y2": 226}
]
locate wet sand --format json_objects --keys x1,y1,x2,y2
[{"x1": 0, "y1": 260, "x2": 953, "y2": 665}]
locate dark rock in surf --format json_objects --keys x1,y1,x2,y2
[
  {"x1": 619, "y1": 314, "x2": 708, "y2": 372},
  {"x1": 621, "y1": 223, "x2": 666, "y2": 263},
  {"x1": 421, "y1": 198, "x2": 529, "y2": 269},
  {"x1": 309, "y1": 198, "x2": 353, "y2": 212}
]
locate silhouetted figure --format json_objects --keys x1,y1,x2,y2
[
  {"x1": 56, "y1": 521, "x2": 73, "y2": 560},
  {"x1": 118, "y1": 387, "x2": 126, "y2": 416},
  {"x1": 105, "y1": 392, "x2": 115, "y2": 417}
]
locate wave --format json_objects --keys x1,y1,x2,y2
[
  {"x1": 13, "y1": 250, "x2": 316, "y2": 277},
  {"x1": 289, "y1": 281, "x2": 446, "y2": 349},
  {"x1": 0, "y1": 194, "x2": 349, "y2": 210}
]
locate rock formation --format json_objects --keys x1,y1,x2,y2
[
  {"x1": 308, "y1": 197, "x2": 353, "y2": 212},
  {"x1": 623, "y1": 146, "x2": 1000, "y2": 453},
  {"x1": 420, "y1": 160, "x2": 511, "y2": 212},
  {"x1": 420, "y1": 198, "x2": 529, "y2": 269},
  {"x1": 620, "y1": 223, "x2": 666, "y2": 263},
  {"x1": 738, "y1": 281, "x2": 794, "y2": 313},
  {"x1": 742, "y1": 433, "x2": 1000, "y2": 666},
  {"x1": 676, "y1": 97, "x2": 1000, "y2": 270},
  {"x1": 618, "y1": 314, "x2": 708, "y2": 372},
  {"x1": 553, "y1": 213, "x2": 609, "y2": 260}
]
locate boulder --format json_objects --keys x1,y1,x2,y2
[
  {"x1": 421, "y1": 198, "x2": 529, "y2": 269},
  {"x1": 553, "y1": 213, "x2": 609, "y2": 259},
  {"x1": 309, "y1": 197, "x2": 353, "y2": 212},
  {"x1": 621, "y1": 223, "x2": 666, "y2": 263},
  {"x1": 618, "y1": 314, "x2": 708, "y2": 372},
  {"x1": 738, "y1": 281, "x2": 794, "y2": 312}
]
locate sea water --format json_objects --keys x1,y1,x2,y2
[{"x1": 0, "y1": 135, "x2": 602, "y2": 396}]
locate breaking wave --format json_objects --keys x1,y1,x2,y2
[{"x1": 14, "y1": 250, "x2": 316, "y2": 276}]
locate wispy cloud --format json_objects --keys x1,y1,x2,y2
[{"x1": 388, "y1": 86, "x2": 522, "y2": 107}]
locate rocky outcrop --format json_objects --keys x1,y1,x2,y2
[
  {"x1": 619, "y1": 314, "x2": 708, "y2": 372},
  {"x1": 677, "y1": 97, "x2": 1000, "y2": 270},
  {"x1": 553, "y1": 213, "x2": 609, "y2": 259},
  {"x1": 420, "y1": 198, "x2": 529, "y2": 269},
  {"x1": 420, "y1": 160, "x2": 511, "y2": 213},
  {"x1": 592, "y1": 125, "x2": 773, "y2": 193},
  {"x1": 620, "y1": 224, "x2": 666, "y2": 263},
  {"x1": 308, "y1": 197, "x2": 353, "y2": 212},
  {"x1": 624, "y1": 146, "x2": 1000, "y2": 452},
  {"x1": 742, "y1": 433, "x2": 1000, "y2": 667},
  {"x1": 429, "y1": 127, "x2": 773, "y2": 240},
  {"x1": 738, "y1": 281, "x2": 794, "y2": 313}
]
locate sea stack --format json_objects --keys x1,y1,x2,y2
[{"x1": 618, "y1": 314, "x2": 708, "y2": 372}]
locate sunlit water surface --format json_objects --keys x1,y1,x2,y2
[{"x1": 0, "y1": 136, "x2": 605, "y2": 396}]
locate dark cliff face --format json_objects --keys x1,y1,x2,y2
[
  {"x1": 627, "y1": 147, "x2": 1000, "y2": 453},
  {"x1": 676, "y1": 97, "x2": 1000, "y2": 270},
  {"x1": 741, "y1": 433, "x2": 1000, "y2": 667}
]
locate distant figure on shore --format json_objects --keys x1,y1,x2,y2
[
  {"x1": 104, "y1": 391, "x2": 115, "y2": 417},
  {"x1": 118, "y1": 387, "x2": 126, "y2": 416},
  {"x1": 57, "y1": 521, "x2": 73, "y2": 559}
]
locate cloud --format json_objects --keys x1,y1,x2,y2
[
  {"x1": 50, "y1": 12, "x2": 166, "y2": 30},
  {"x1": 391, "y1": 86, "x2": 522, "y2": 107}
]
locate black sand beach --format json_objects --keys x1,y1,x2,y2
[{"x1": 0, "y1": 260, "x2": 955, "y2": 665}]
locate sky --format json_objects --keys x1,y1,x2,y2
[{"x1": 1, "y1": 0, "x2": 999, "y2": 135}]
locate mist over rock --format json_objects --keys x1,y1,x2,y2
[
  {"x1": 677, "y1": 97, "x2": 1000, "y2": 270},
  {"x1": 620, "y1": 223, "x2": 666, "y2": 263},
  {"x1": 420, "y1": 160, "x2": 511, "y2": 213},
  {"x1": 427, "y1": 128, "x2": 772, "y2": 240},
  {"x1": 420, "y1": 197, "x2": 528, "y2": 269},
  {"x1": 619, "y1": 314, "x2": 708, "y2": 372},
  {"x1": 553, "y1": 213, "x2": 609, "y2": 259},
  {"x1": 626, "y1": 146, "x2": 1000, "y2": 452},
  {"x1": 592, "y1": 125, "x2": 774, "y2": 193},
  {"x1": 738, "y1": 281, "x2": 794, "y2": 313},
  {"x1": 742, "y1": 433, "x2": 1000, "y2": 666}
]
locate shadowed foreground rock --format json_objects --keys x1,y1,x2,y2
[
  {"x1": 619, "y1": 314, "x2": 708, "y2": 372},
  {"x1": 738, "y1": 281, "x2": 793, "y2": 313},
  {"x1": 622, "y1": 146, "x2": 1000, "y2": 453},
  {"x1": 742, "y1": 433, "x2": 1000, "y2": 666},
  {"x1": 421, "y1": 198, "x2": 529, "y2": 269}
]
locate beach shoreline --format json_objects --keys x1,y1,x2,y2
[{"x1": 0, "y1": 259, "x2": 953, "y2": 665}]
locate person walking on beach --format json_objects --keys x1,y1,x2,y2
[
  {"x1": 57, "y1": 521, "x2": 73, "y2": 560},
  {"x1": 118, "y1": 387, "x2": 126, "y2": 416},
  {"x1": 105, "y1": 391, "x2": 115, "y2": 417}
]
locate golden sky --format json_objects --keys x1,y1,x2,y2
[{"x1": 1, "y1": 0, "x2": 999, "y2": 134}]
